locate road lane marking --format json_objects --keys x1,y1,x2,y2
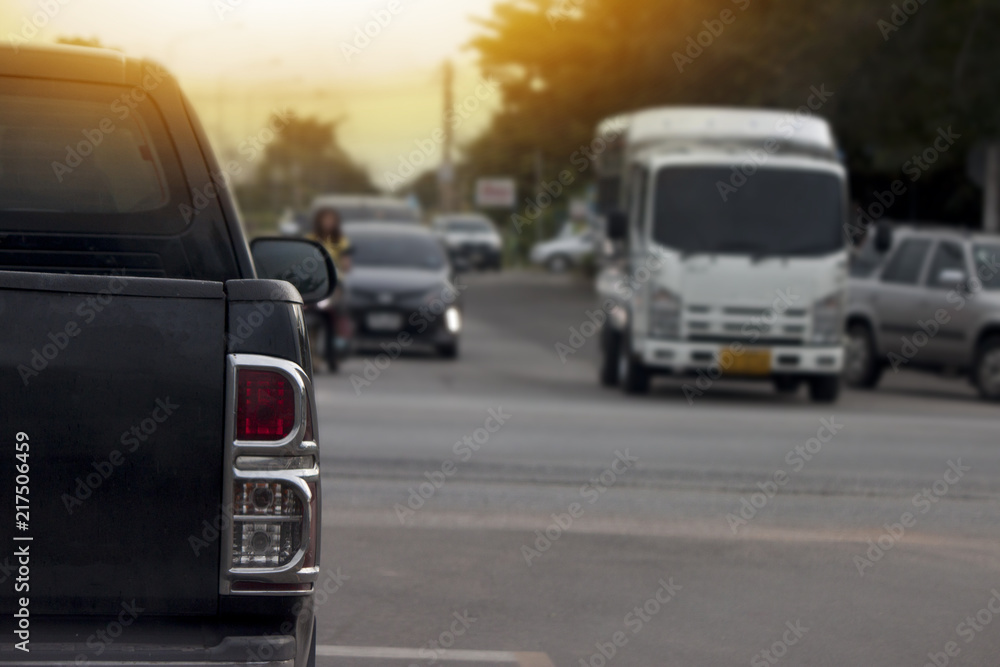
[
  {"x1": 513, "y1": 652, "x2": 557, "y2": 667},
  {"x1": 316, "y1": 645, "x2": 554, "y2": 665}
]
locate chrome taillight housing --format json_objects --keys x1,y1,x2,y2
[{"x1": 221, "y1": 355, "x2": 320, "y2": 596}]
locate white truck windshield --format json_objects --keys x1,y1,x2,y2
[{"x1": 652, "y1": 167, "x2": 844, "y2": 258}]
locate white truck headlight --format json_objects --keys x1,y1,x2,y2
[
  {"x1": 650, "y1": 288, "x2": 681, "y2": 340},
  {"x1": 811, "y1": 292, "x2": 845, "y2": 346}
]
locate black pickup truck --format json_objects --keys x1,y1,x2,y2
[{"x1": 0, "y1": 44, "x2": 335, "y2": 666}]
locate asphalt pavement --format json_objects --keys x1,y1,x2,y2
[{"x1": 312, "y1": 270, "x2": 1000, "y2": 667}]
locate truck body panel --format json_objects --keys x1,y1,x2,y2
[{"x1": 0, "y1": 271, "x2": 226, "y2": 616}]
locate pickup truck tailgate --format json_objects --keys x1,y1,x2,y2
[{"x1": 0, "y1": 271, "x2": 227, "y2": 616}]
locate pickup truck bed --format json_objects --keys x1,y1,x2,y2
[{"x1": 0, "y1": 271, "x2": 227, "y2": 616}]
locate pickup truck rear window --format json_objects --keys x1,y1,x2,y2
[{"x1": 0, "y1": 78, "x2": 191, "y2": 233}]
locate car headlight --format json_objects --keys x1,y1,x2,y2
[
  {"x1": 649, "y1": 288, "x2": 681, "y2": 340},
  {"x1": 445, "y1": 307, "x2": 462, "y2": 333},
  {"x1": 811, "y1": 292, "x2": 845, "y2": 345}
]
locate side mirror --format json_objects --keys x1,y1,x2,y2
[
  {"x1": 874, "y1": 222, "x2": 893, "y2": 254},
  {"x1": 606, "y1": 210, "x2": 628, "y2": 242},
  {"x1": 938, "y1": 269, "x2": 967, "y2": 286},
  {"x1": 250, "y1": 238, "x2": 338, "y2": 304}
]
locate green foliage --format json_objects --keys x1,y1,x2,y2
[
  {"x1": 404, "y1": 168, "x2": 441, "y2": 213},
  {"x1": 466, "y1": 0, "x2": 1000, "y2": 223},
  {"x1": 235, "y1": 114, "x2": 375, "y2": 221}
]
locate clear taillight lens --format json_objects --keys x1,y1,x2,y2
[
  {"x1": 237, "y1": 370, "x2": 295, "y2": 441},
  {"x1": 232, "y1": 481, "x2": 304, "y2": 568}
]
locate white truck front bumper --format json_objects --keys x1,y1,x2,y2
[{"x1": 638, "y1": 339, "x2": 844, "y2": 376}]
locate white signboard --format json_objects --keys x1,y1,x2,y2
[{"x1": 475, "y1": 178, "x2": 517, "y2": 209}]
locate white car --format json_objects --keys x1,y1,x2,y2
[
  {"x1": 530, "y1": 225, "x2": 596, "y2": 272},
  {"x1": 432, "y1": 214, "x2": 503, "y2": 270}
]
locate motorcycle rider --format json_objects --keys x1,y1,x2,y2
[
  {"x1": 308, "y1": 208, "x2": 353, "y2": 370},
  {"x1": 310, "y1": 207, "x2": 352, "y2": 272}
]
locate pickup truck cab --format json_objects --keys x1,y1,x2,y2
[
  {"x1": 0, "y1": 44, "x2": 334, "y2": 666},
  {"x1": 596, "y1": 107, "x2": 849, "y2": 402}
]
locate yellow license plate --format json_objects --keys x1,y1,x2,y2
[{"x1": 719, "y1": 348, "x2": 772, "y2": 376}]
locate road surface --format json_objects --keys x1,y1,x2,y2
[{"x1": 312, "y1": 271, "x2": 1000, "y2": 667}]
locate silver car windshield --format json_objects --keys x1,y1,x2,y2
[{"x1": 974, "y1": 245, "x2": 1000, "y2": 289}]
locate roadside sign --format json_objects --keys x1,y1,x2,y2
[{"x1": 476, "y1": 177, "x2": 517, "y2": 209}]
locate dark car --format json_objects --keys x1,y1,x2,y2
[
  {"x1": 432, "y1": 214, "x2": 503, "y2": 271},
  {"x1": 344, "y1": 223, "x2": 462, "y2": 358},
  {"x1": 0, "y1": 44, "x2": 334, "y2": 667}
]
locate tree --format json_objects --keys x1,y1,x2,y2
[
  {"x1": 467, "y1": 0, "x2": 1000, "y2": 224},
  {"x1": 235, "y1": 114, "x2": 376, "y2": 221}
]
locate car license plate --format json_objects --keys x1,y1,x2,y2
[
  {"x1": 367, "y1": 312, "x2": 403, "y2": 332},
  {"x1": 719, "y1": 348, "x2": 771, "y2": 376}
]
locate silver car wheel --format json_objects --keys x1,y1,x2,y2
[{"x1": 978, "y1": 347, "x2": 1000, "y2": 398}]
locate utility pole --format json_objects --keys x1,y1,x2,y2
[
  {"x1": 439, "y1": 60, "x2": 455, "y2": 213},
  {"x1": 986, "y1": 144, "x2": 999, "y2": 235},
  {"x1": 971, "y1": 141, "x2": 1000, "y2": 235}
]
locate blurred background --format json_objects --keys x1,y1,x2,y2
[{"x1": 3, "y1": 0, "x2": 997, "y2": 251}]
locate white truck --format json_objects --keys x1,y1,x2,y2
[{"x1": 596, "y1": 107, "x2": 848, "y2": 402}]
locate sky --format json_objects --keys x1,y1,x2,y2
[{"x1": 1, "y1": 0, "x2": 502, "y2": 184}]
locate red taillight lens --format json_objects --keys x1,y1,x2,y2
[{"x1": 237, "y1": 370, "x2": 295, "y2": 441}]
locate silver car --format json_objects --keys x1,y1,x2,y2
[{"x1": 846, "y1": 226, "x2": 1000, "y2": 400}]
